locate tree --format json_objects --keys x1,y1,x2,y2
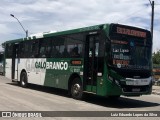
[{"x1": 153, "y1": 50, "x2": 160, "y2": 65}]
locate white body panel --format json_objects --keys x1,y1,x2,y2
[
  {"x1": 14, "y1": 58, "x2": 19, "y2": 80},
  {"x1": 5, "y1": 59, "x2": 12, "y2": 79},
  {"x1": 6, "y1": 58, "x2": 19, "y2": 80},
  {"x1": 0, "y1": 63, "x2": 3, "y2": 74},
  {"x1": 18, "y1": 58, "x2": 46, "y2": 85}
]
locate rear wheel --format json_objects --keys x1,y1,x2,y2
[
  {"x1": 20, "y1": 72, "x2": 28, "y2": 88},
  {"x1": 71, "y1": 78, "x2": 83, "y2": 100}
]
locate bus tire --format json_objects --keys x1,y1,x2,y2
[
  {"x1": 20, "y1": 72, "x2": 28, "y2": 88},
  {"x1": 71, "y1": 78, "x2": 83, "y2": 100}
]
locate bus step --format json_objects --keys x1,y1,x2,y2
[{"x1": 83, "y1": 91, "x2": 96, "y2": 94}]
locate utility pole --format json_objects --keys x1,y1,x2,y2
[
  {"x1": 148, "y1": 0, "x2": 154, "y2": 75},
  {"x1": 10, "y1": 14, "x2": 28, "y2": 38},
  {"x1": 149, "y1": 0, "x2": 154, "y2": 41}
]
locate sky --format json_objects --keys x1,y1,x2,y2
[{"x1": 0, "y1": 0, "x2": 160, "y2": 52}]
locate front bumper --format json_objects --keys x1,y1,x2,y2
[{"x1": 120, "y1": 77, "x2": 153, "y2": 96}]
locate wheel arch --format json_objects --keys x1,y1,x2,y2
[
  {"x1": 20, "y1": 69, "x2": 27, "y2": 81},
  {"x1": 19, "y1": 69, "x2": 28, "y2": 88},
  {"x1": 68, "y1": 73, "x2": 82, "y2": 92},
  {"x1": 20, "y1": 69, "x2": 27, "y2": 75}
]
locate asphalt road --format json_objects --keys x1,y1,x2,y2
[{"x1": 0, "y1": 75, "x2": 160, "y2": 120}]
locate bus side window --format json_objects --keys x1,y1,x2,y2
[
  {"x1": 24, "y1": 42, "x2": 30, "y2": 58},
  {"x1": 31, "y1": 40, "x2": 39, "y2": 58},
  {"x1": 71, "y1": 46, "x2": 80, "y2": 58},
  {"x1": 45, "y1": 39, "x2": 52, "y2": 58},
  {"x1": 51, "y1": 46, "x2": 60, "y2": 58},
  {"x1": 39, "y1": 39, "x2": 48, "y2": 58},
  {"x1": 19, "y1": 42, "x2": 24, "y2": 58},
  {"x1": 66, "y1": 34, "x2": 83, "y2": 58},
  {"x1": 6, "y1": 43, "x2": 13, "y2": 58},
  {"x1": 59, "y1": 45, "x2": 64, "y2": 57},
  {"x1": 98, "y1": 35, "x2": 105, "y2": 74},
  {"x1": 51, "y1": 36, "x2": 64, "y2": 58},
  {"x1": 95, "y1": 42, "x2": 99, "y2": 57},
  {"x1": 27, "y1": 41, "x2": 34, "y2": 58},
  {"x1": 62, "y1": 47, "x2": 69, "y2": 58},
  {"x1": 40, "y1": 47, "x2": 45, "y2": 58},
  {"x1": 45, "y1": 46, "x2": 51, "y2": 58}
]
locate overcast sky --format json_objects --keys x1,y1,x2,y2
[{"x1": 0, "y1": 0, "x2": 160, "y2": 52}]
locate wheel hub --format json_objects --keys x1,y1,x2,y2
[{"x1": 73, "y1": 84, "x2": 81, "y2": 95}]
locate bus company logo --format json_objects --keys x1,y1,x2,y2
[
  {"x1": 35, "y1": 61, "x2": 68, "y2": 70},
  {"x1": 25, "y1": 59, "x2": 68, "y2": 71}
]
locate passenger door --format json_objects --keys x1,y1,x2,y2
[
  {"x1": 83, "y1": 34, "x2": 99, "y2": 93},
  {"x1": 12, "y1": 43, "x2": 19, "y2": 80}
]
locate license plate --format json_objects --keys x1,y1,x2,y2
[
  {"x1": 126, "y1": 79, "x2": 150, "y2": 86},
  {"x1": 126, "y1": 81, "x2": 138, "y2": 85},
  {"x1": 132, "y1": 88, "x2": 140, "y2": 92}
]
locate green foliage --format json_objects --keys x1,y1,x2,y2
[{"x1": 153, "y1": 50, "x2": 160, "y2": 65}]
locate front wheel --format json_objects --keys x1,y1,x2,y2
[
  {"x1": 71, "y1": 78, "x2": 83, "y2": 100},
  {"x1": 20, "y1": 72, "x2": 28, "y2": 88}
]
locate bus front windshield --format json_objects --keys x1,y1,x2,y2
[{"x1": 110, "y1": 37, "x2": 151, "y2": 70}]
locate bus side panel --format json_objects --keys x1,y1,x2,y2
[
  {"x1": 14, "y1": 58, "x2": 19, "y2": 80},
  {"x1": 43, "y1": 58, "x2": 70, "y2": 89},
  {"x1": 18, "y1": 59, "x2": 26, "y2": 82},
  {"x1": 39, "y1": 58, "x2": 47, "y2": 85},
  {"x1": 5, "y1": 59, "x2": 12, "y2": 79},
  {"x1": 18, "y1": 59, "x2": 45, "y2": 85},
  {"x1": 96, "y1": 63, "x2": 122, "y2": 96}
]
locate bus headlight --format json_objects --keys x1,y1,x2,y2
[
  {"x1": 108, "y1": 76, "x2": 120, "y2": 86},
  {"x1": 108, "y1": 76, "x2": 113, "y2": 81},
  {"x1": 115, "y1": 80, "x2": 120, "y2": 86}
]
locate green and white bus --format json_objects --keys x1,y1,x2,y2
[{"x1": 3, "y1": 23, "x2": 153, "y2": 99}]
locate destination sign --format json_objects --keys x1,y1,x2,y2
[
  {"x1": 116, "y1": 27, "x2": 146, "y2": 38},
  {"x1": 110, "y1": 24, "x2": 149, "y2": 38}
]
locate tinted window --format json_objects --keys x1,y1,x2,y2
[
  {"x1": 18, "y1": 33, "x2": 84, "y2": 58},
  {"x1": 50, "y1": 34, "x2": 84, "y2": 58},
  {"x1": 39, "y1": 38, "x2": 52, "y2": 58},
  {"x1": 31, "y1": 40, "x2": 39, "y2": 58},
  {"x1": 50, "y1": 36, "x2": 64, "y2": 58},
  {"x1": 19, "y1": 40, "x2": 39, "y2": 58},
  {"x1": 65, "y1": 34, "x2": 84, "y2": 58},
  {"x1": 5, "y1": 43, "x2": 13, "y2": 58}
]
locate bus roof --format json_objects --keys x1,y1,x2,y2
[
  {"x1": 4, "y1": 23, "x2": 106, "y2": 44},
  {"x1": 4, "y1": 23, "x2": 150, "y2": 44}
]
